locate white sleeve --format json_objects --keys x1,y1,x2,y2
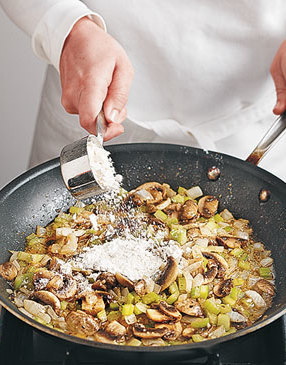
[{"x1": 0, "y1": 0, "x2": 106, "y2": 72}]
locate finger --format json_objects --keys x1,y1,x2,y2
[
  {"x1": 271, "y1": 65, "x2": 286, "y2": 115},
  {"x1": 78, "y1": 78, "x2": 109, "y2": 134},
  {"x1": 104, "y1": 122, "x2": 124, "y2": 141},
  {"x1": 103, "y1": 59, "x2": 134, "y2": 123}
]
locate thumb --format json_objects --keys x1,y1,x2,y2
[
  {"x1": 271, "y1": 68, "x2": 286, "y2": 115},
  {"x1": 103, "y1": 60, "x2": 134, "y2": 123}
]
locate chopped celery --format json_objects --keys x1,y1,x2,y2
[
  {"x1": 107, "y1": 310, "x2": 121, "y2": 322},
  {"x1": 166, "y1": 293, "x2": 179, "y2": 305},
  {"x1": 170, "y1": 228, "x2": 187, "y2": 245},
  {"x1": 239, "y1": 260, "x2": 250, "y2": 270},
  {"x1": 169, "y1": 282, "x2": 179, "y2": 294},
  {"x1": 171, "y1": 194, "x2": 185, "y2": 204},
  {"x1": 205, "y1": 221, "x2": 219, "y2": 232},
  {"x1": 69, "y1": 206, "x2": 84, "y2": 214},
  {"x1": 229, "y1": 287, "x2": 239, "y2": 301},
  {"x1": 192, "y1": 334, "x2": 205, "y2": 343},
  {"x1": 178, "y1": 186, "x2": 187, "y2": 195},
  {"x1": 134, "y1": 305, "x2": 143, "y2": 315},
  {"x1": 165, "y1": 217, "x2": 179, "y2": 226},
  {"x1": 222, "y1": 295, "x2": 236, "y2": 306},
  {"x1": 190, "y1": 287, "x2": 200, "y2": 299},
  {"x1": 84, "y1": 204, "x2": 95, "y2": 212},
  {"x1": 191, "y1": 317, "x2": 209, "y2": 328},
  {"x1": 233, "y1": 278, "x2": 245, "y2": 286},
  {"x1": 31, "y1": 254, "x2": 45, "y2": 264},
  {"x1": 184, "y1": 196, "x2": 191, "y2": 202},
  {"x1": 217, "y1": 314, "x2": 230, "y2": 331},
  {"x1": 224, "y1": 226, "x2": 232, "y2": 233},
  {"x1": 127, "y1": 338, "x2": 142, "y2": 346},
  {"x1": 241, "y1": 298, "x2": 254, "y2": 308},
  {"x1": 259, "y1": 267, "x2": 272, "y2": 278},
  {"x1": 97, "y1": 310, "x2": 107, "y2": 322},
  {"x1": 126, "y1": 293, "x2": 135, "y2": 304},
  {"x1": 14, "y1": 275, "x2": 24, "y2": 290},
  {"x1": 178, "y1": 277, "x2": 186, "y2": 293},
  {"x1": 240, "y1": 252, "x2": 248, "y2": 261},
  {"x1": 17, "y1": 252, "x2": 32, "y2": 262},
  {"x1": 154, "y1": 210, "x2": 168, "y2": 222},
  {"x1": 230, "y1": 248, "x2": 243, "y2": 257},
  {"x1": 14, "y1": 273, "x2": 33, "y2": 290},
  {"x1": 122, "y1": 304, "x2": 134, "y2": 316},
  {"x1": 223, "y1": 327, "x2": 237, "y2": 336},
  {"x1": 109, "y1": 302, "x2": 119, "y2": 310},
  {"x1": 206, "y1": 311, "x2": 217, "y2": 325},
  {"x1": 214, "y1": 214, "x2": 224, "y2": 223},
  {"x1": 219, "y1": 304, "x2": 231, "y2": 313},
  {"x1": 26, "y1": 233, "x2": 37, "y2": 241},
  {"x1": 204, "y1": 299, "x2": 220, "y2": 315},
  {"x1": 60, "y1": 301, "x2": 68, "y2": 310},
  {"x1": 34, "y1": 316, "x2": 49, "y2": 325},
  {"x1": 199, "y1": 285, "x2": 209, "y2": 299},
  {"x1": 142, "y1": 292, "x2": 161, "y2": 304}
]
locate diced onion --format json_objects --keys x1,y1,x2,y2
[
  {"x1": 186, "y1": 186, "x2": 203, "y2": 200},
  {"x1": 183, "y1": 270, "x2": 193, "y2": 292},
  {"x1": 153, "y1": 283, "x2": 161, "y2": 294},
  {"x1": 253, "y1": 242, "x2": 264, "y2": 251},
  {"x1": 210, "y1": 325, "x2": 226, "y2": 338},
  {"x1": 135, "y1": 302, "x2": 148, "y2": 313},
  {"x1": 260, "y1": 257, "x2": 273, "y2": 267},
  {"x1": 192, "y1": 273, "x2": 204, "y2": 288},
  {"x1": 235, "y1": 230, "x2": 249, "y2": 240},
  {"x1": 135, "y1": 189, "x2": 153, "y2": 201},
  {"x1": 195, "y1": 238, "x2": 209, "y2": 248},
  {"x1": 125, "y1": 314, "x2": 137, "y2": 324},
  {"x1": 229, "y1": 311, "x2": 246, "y2": 323},
  {"x1": 220, "y1": 209, "x2": 233, "y2": 221}
]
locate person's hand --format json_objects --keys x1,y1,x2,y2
[
  {"x1": 270, "y1": 40, "x2": 286, "y2": 115},
  {"x1": 59, "y1": 17, "x2": 134, "y2": 140}
]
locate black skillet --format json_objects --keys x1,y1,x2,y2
[{"x1": 0, "y1": 142, "x2": 285, "y2": 357}]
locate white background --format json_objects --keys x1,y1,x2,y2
[{"x1": 0, "y1": 7, "x2": 46, "y2": 188}]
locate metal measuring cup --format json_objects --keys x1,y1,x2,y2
[{"x1": 60, "y1": 111, "x2": 108, "y2": 200}]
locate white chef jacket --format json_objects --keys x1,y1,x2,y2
[{"x1": 1, "y1": 0, "x2": 286, "y2": 181}]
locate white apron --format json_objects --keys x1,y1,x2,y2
[{"x1": 29, "y1": 0, "x2": 286, "y2": 181}]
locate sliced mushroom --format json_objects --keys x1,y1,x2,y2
[
  {"x1": 92, "y1": 272, "x2": 117, "y2": 291},
  {"x1": 66, "y1": 310, "x2": 99, "y2": 337},
  {"x1": 105, "y1": 320, "x2": 127, "y2": 338},
  {"x1": 182, "y1": 327, "x2": 196, "y2": 338},
  {"x1": 23, "y1": 299, "x2": 51, "y2": 323},
  {"x1": 155, "y1": 322, "x2": 182, "y2": 340},
  {"x1": 46, "y1": 275, "x2": 64, "y2": 291},
  {"x1": 163, "y1": 203, "x2": 182, "y2": 220},
  {"x1": 59, "y1": 233, "x2": 78, "y2": 256},
  {"x1": 175, "y1": 298, "x2": 203, "y2": 317},
  {"x1": 216, "y1": 236, "x2": 246, "y2": 249},
  {"x1": 198, "y1": 196, "x2": 219, "y2": 218},
  {"x1": 115, "y1": 272, "x2": 134, "y2": 289},
  {"x1": 33, "y1": 269, "x2": 55, "y2": 290},
  {"x1": 134, "y1": 279, "x2": 147, "y2": 297},
  {"x1": 94, "y1": 331, "x2": 119, "y2": 344},
  {"x1": 132, "y1": 323, "x2": 168, "y2": 339},
  {"x1": 159, "y1": 301, "x2": 182, "y2": 320},
  {"x1": 131, "y1": 182, "x2": 166, "y2": 205},
  {"x1": 146, "y1": 309, "x2": 173, "y2": 323},
  {"x1": 213, "y1": 279, "x2": 233, "y2": 297},
  {"x1": 50, "y1": 276, "x2": 77, "y2": 301},
  {"x1": 0, "y1": 261, "x2": 18, "y2": 281},
  {"x1": 180, "y1": 200, "x2": 198, "y2": 221},
  {"x1": 245, "y1": 290, "x2": 266, "y2": 308},
  {"x1": 156, "y1": 198, "x2": 171, "y2": 211},
  {"x1": 157, "y1": 256, "x2": 178, "y2": 292},
  {"x1": 202, "y1": 259, "x2": 218, "y2": 284},
  {"x1": 80, "y1": 292, "x2": 105, "y2": 316},
  {"x1": 34, "y1": 290, "x2": 61, "y2": 313},
  {"x1": 254, "y1": 279, "x2": 275, "y2": 296},
  {"x1": 202, "y1": 252, "x2": 228, "y2": 278}
]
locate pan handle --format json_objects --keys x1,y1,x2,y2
[{"x1": 246, "y1": 111, "x2": 286, "y2": 166}]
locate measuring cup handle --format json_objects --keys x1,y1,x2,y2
[{"x1": 96, "y1": 110, "x2": 108, "y2": 144}]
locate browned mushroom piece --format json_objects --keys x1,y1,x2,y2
[
  {"x1": 132, "y1": 323, "x2": 168, "y2": 339},
  {"x1": 163, "y1": 203, "x2": 182, "y2": 220},
  {"x1": 202, "y1": 252, "x2": 228, "y2": 278},
  {"x1": 105, "y1": 320, "x2": 127, "y2": 338},
  {"x1": 66, "y1": 310, "x2": 100, "y2": 337},
  {"x1": 157, "y1": 256, "x2": 178, "y2": 292},
  {"x1": 46, "y1": 275, "x2": 64, "y2": 291},
  {"x1": 159, "y1": 301, "x2": 182, "y2": 320},
  {"x1": 146, "y1": 309, "x2": 173, "y2": 323},
  {"x1": 92, "y1": 272, "x2": 117, "y2": 291},
  {"x1": 182, "y1": 327, "x2": 196, "y2": 338},
  {"x1": 155, "y1": 198, "x2": 171, "y2": 211},
  {"x1": 33, "y1": 269, "x2": 55, "y2": 291},
  {"x1": 130, "y1": 182, "x2": 166, "y2": 206},
  {"x1": 94, "y1": 331, "x2": 122, "y2": 344},
  {"x1": 254, "y1": 279, "x2": 275, "y2": 296},
  {"x1": 180, "y1": 200, "x2": 198, "y2": 221},
  {"x1": 34, "y1": 290, "x2": 61, "y2": 313},
  {"x1": 213, "y1": 279, "x2": 233, "y2": 297},
  {"x1": 203, "y1": 259, "x2": 218, "y2": 284},
  {"x1": 187, "y1": 227, "x2": 201, "y2": 239},
  {"x1": 216, "y1": 236, "x2": 246, "y2": 249},
  {"x1": 115, "y1": 272, "x2": 134, "y2": 290},
  {"x1": 134, "y1": 279, "x2": 147, "y2": 297},
  {"x1": 0, "y1": 262, "x2": 18, "y2": 281},
  {"x1": 155, "y1": 322, "x2": 182, "y2": 341},
  {"x1": 198, "y1": 196, "x2": 219, "y2": 218},
  {"x1": 175, "y1": 298, "x2": 203, "y2": 317},
  {"x1": 50, "y1": 275, "x2": 77, "y2": 301},
  {"x1": 80, "y1": 291, "x2": 105, "y2": 316}
]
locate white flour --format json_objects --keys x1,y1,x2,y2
[
  {"x1": 74, "y1": 237, "x2": 182, "y2": 281},
  {"x1": 87, "y1": 135, "x2": 122, "y2": 192}
]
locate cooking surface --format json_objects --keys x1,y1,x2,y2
[{"x1": 0, "y1": 309, "x2": 285, "y2": 364}]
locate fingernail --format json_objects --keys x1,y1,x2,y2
[{"x1": 110, "y1": 109, "x2": 120, "y2": 123}]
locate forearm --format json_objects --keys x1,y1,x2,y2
[{"x1": 0, "y1": 0, "x2": 105, "y2": 71}]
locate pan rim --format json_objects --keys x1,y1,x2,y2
[{"x1": 0, "y1": 142, "x2": 285, "y2": 352}]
